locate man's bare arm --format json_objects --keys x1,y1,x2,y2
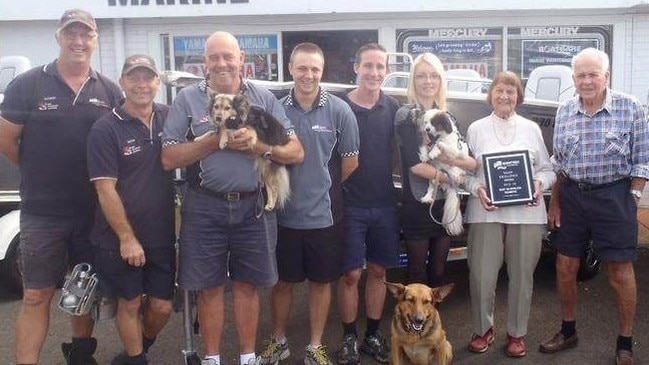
[
  {"x1": 161, "y1": 132, "x2": 221, "y2": 171},
  {"x1": 341, "y1": 155, "x2": 359, "y2": 182},
  {"x1": 251, "y1": 134, "x2": 305, "y2": 165},
  {"x1": 94, "y1": 179, "x2": 145, "y2": 267},
  {"x1": 0, "y1": 117, "x2": 23, "y2": 165}
]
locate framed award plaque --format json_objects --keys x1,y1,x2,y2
[{"x1": 482, "y1": 150, "x2": 535, "y2": 206}]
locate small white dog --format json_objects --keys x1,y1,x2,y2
[{"x1": 413, "y1": 108, "x2": 469, "y2": 236}]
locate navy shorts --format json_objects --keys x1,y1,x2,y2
[
  {"x1": 19, "y1": 211, "x2": 94, "y2": 289},
  {"x1": 555, "y1": 179, "x2": 637, "y2": 262},
  {"x1": 277, "y1": 225, "x2": 343, "y2": 283},
  {"x1": 178, "y1": 188, "x2": 278, "y2": 290},
  {"x1": 95, "y1": 246, "x2": 176, "y2": 301},
  {"x1": 342, "y1": 206, "x2": 400, "y2": 272}
]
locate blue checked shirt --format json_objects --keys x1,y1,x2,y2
[{"x1": 551, "y1": 88, "x2": 649, "y2": 184}]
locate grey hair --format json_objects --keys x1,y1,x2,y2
[{"x1": 571, "y1": 47, "x2": 609, "y2": 73}]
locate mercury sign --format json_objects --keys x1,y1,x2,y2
[{"x1": 521, "y1": 39, "x2": 599, "y2": 78}]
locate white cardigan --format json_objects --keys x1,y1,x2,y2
[{"x1": 464, "y1": 112, "x2": 556, "y2": 224}]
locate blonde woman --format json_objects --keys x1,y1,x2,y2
[{"x1": 394, "y1": 53, "x2": 475, "y2": 287}]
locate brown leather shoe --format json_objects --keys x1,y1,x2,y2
[
  {"x1": 616, "y1": 350, "x2": 633, "y2": 365},
  {"x1": 538, "y1": 332, "x2": 578, "y2": 353}
]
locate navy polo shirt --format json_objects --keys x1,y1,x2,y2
[
  {"x1": 87, "y1": 103, "x2": 175, "y2": 250},
  {"x1": 0, "y1": 61, "x2": 123, "y2": 216},
  {"x1": 342, "y1": 91, "x2": 400, "y2": 208}
]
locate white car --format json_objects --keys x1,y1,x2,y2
[{"x1": 0, "y1": 55, "x2": 29, "y2": 294}]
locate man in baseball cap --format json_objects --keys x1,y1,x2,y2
[
  {"x1": 1, "y1": 7, "x2": 123, "y2": 365},
  {"x1": 121, "y1": 54, "x2": 159, "y2": 76},
  {"x1": 88, "y1": 53, "x2": 172, "y2": 365},
  {"x1": 58, "y1": 8, "x2": 97, "y2": 31}
]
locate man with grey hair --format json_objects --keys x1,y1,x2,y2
[
  {"x1": 0, "y1": 8, "x2": 122, "y2": 365},
  {"x1": 161, "y1": 31, "x2": 304, "y2": 365},
  {"x1": 540, "y1": 47, "x2": 649, "y2": 365}
]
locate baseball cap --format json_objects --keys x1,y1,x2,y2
[
  {"x1": 121, "y1": 54, "x2": 159, "y2": 76},
  {"x1": 58, "y1": 9, "x2": 97, "y2": 32}
]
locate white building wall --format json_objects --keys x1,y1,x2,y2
[
  {"x1": 631, "y1": 14, "x2": 649, "y2": 104},
  {"x1": 2, "y1": 8, "x2": 648, "y2": 102}
]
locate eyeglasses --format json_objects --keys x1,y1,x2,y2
[
  {"x1": 61, "y1": 30, "x2": 97, "y2": 42},
  {"x1": 414, "y1": 73, "x2": 441, "y2": 81}
]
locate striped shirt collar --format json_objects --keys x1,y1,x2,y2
[{"x1": 284, "y1": 87, "x2": 330, "y2": 109}]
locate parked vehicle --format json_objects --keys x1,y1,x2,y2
[
  {"x1": 0, "y1": 55, "x2": 29, "y2": 294},
  {"x1": 161, "y1": 69, "x2": 602, "y2": 279}
]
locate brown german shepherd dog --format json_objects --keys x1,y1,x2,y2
[{"x1": 385, "y1": 282, "x2": 454, "y2": 365}]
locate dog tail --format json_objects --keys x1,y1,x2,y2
[
  {"x1": 443, "y1": 189, "x2": 464, "y2": 236},
  {"x1": 275, "y1": 165, "x2": 291, "y2": 209}
]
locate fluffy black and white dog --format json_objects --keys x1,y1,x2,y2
[
  {"x1": 411, "y1": 108, "x2": 469, "y2": 236},
  {"x1": 206, "y1": 92, "x2": 290, "y2": 211}
]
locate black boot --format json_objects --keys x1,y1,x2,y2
[
  {"x1": 61, "y1": 337, "x2": 99, "y2": 365},
  {"x1": 111, "y1": 352, "x2": 148, "y2": 365}
]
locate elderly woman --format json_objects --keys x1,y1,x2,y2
[
  {"x1": 394, "y1": 52, "x2": 476, "y2": 287},
  {"x1": 464, "y1": 71, "x2": 555, "y2": 357}
]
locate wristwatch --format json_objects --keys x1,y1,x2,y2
[
  {"x1": 630, "y1": 189, "x2": 642, "y2": 199},
  {"x1": 262, "y1": 145, "x2": 273, "y2": 159}
]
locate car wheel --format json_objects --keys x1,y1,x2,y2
[
  {"x1": 0, "y1": 235, "x2": 23, "y2": 296},
  {"x1": 577, "y1": 241, "x2": 601, "y2": 281}
]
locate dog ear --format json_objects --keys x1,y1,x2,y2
[
  {"x1": 433, "y1": 113, "x2": 454, "y2": 134},
  {"x1": 431, "y1": 283, "x2": 454, "y2": 303},
  {"x1": 384, "y1": 281, "x2": 406, "y2": 298},
  {"x1": 407, "y1": 108, "x2": 424, "y2": 125},
  {"x1": 232, "y1": 94, "x2": 250, "y2": 121}
]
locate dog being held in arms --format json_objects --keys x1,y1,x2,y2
[
  {"x1": 385, "y1": 282, "x2": 454, "y2": 365},
  {"x1": 206, "y1": 92, "x2": 290, "y2": 211},
  {"x1": 409, "y1": 108, "x2": 469, "y2": 236}
]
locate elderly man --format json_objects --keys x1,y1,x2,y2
[
  {"x1": 0, "y1": 9, "x2": 123, "y2": 365},
  {"x1": 161, "y1": 31, "x2": 304, "y2": 365},
  {"x1": 87, "y1": 55, "x2": 174, "y2": 365},
  {"x1": 258, "y1": 42, "x2": 359, "y2": 365},
  {"x1": 540, "y1": 48, "x2": 649, "y2": 365}
]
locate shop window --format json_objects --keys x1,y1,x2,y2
[
  {"x1": 282, "y1": 30, "x2": 378, "y2": 84},
  {"x1": 506, "y1": 25, "x2": 611, "y2": 80},
  {"x1": 397, "y1": 28, "x2": 504, "y2": 80},
  {"x1": 168, "y1": 34, "x2": 280, "y2": 81}
]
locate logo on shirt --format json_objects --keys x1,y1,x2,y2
[
  {"x1": 89, "y1": 98, "x2": 111, "y2": 109},
  {"x1": 37, "y1": 96, "x2": 59, "y2": 111},
  {"x1": 197, "y1": 114, "x2": 211, "y2": 124},
  {"x1": 123, "y1": 141, "x2": 142, "y2": 156},
  {"x1": 311, "y1": 124, "x2": 333, "y2": 133}
]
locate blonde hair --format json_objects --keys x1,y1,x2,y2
[{"x1": 407, "y1": 52, "x2": 447, "y2": 111}]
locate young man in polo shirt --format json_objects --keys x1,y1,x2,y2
[
  {"x1": 258, "y1": 42, "x2": 359, "y2": 365},
  {"x1": 337, "y1": 43, "x2": 401, "y2": 365},
  {"x1": 0, "y1": 9, "x2": 123, "y2": 365},
  {"x1": 87, "y1": 55, "x2": 175, "y2": 365}
]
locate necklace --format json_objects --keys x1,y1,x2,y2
[{"x1": 491, "y1": 116, "x2": 516, "y2": 146}]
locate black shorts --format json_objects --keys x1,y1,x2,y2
[
  {"x1": 277, "y1": 225, "x2": 343, "y2": 283},
  {"x1": 19, "y1": 212, "x2": 94, "y2": 289},
  {"x1": 401, "y1": 199, "x2": 448, "y2": 241},
  {"x1": 555, "y1": 179, "x2": 637, "y2": 262},
  {"x1": 96, "y1": 246, "x2": 176, "y2": 301}
]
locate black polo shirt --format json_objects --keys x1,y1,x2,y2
[
  {"x1": 0, "y1": 61, "x2": 123, "y2": 216},
  {"x1": 87, "y1": 103, "x2": 175, "y2": 250},
  {"x1": 342, "y1": 91, "x2": 401, "y2": 208}
]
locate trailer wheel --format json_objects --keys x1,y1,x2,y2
[{"x1": 1, "y1": 235, "x2": 22, "y2": 296}]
